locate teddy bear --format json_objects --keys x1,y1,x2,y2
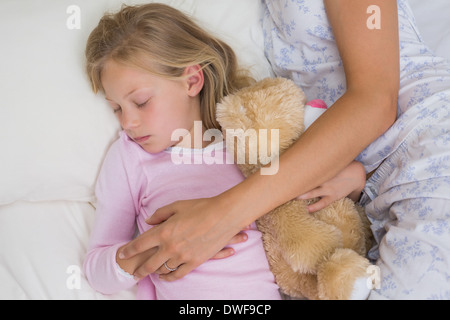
[{"x1": 216, "y1": 77, "x2": 373, "y2": 300}]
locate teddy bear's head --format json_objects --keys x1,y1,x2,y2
[{"x1": 216, "y1": 78, "x2": 306, "y2": 177}]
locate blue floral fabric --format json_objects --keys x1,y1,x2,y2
[{"x1": 262, "y1": 0, "x2": 450, "y2": 299}]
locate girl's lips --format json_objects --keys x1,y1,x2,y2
[{"x1": 134, "y1": 135, "x2": 150, "y2": 143}]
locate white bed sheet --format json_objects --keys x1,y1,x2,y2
[
  {"x1": 0, "y1": 201, "x2": 135, "y2": 299},
  {"x1": 0, "y1": 201, "x2": 136, "y2": 300}
]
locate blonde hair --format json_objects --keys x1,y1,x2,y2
[{"x1": 85, "y1": 3, "x2": 255, "y2": 130}]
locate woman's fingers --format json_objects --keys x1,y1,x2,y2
[
  {"x1": 159, "y1": 262, "x2": 195, "y2": 282},
  {"x1": 123, "y1": 197, "x2": 244, "y2": 281},
  {"x1": 120, "y1": 202, "x2": 179, "y2": 260},
  {"x1": 135, "y1": 249, "x2": 198, "y2": 282},
  {"x1": 146, "y1": 202, "x2": 177, "y2": 225},
  {"x1": 152, "y1": 232, "x2": 250, "y2": 277},
  {"x1": 148, "y1": 230, "x2": 249, "y2": 278},
  {"x1": 120, "y1": 201, "x2": 181, "y2": 260},
  {"x1": 132, "y1": 247, "x2": 169, "y2": 279},
  {"x1": 118, "y1": 225, "x2": 161, "y2": 260},
  {"x1": 154, "y1": 259, "x2": 182, "y2": 275}
]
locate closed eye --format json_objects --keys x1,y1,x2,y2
[{"x1": 136, "y1": 100, "x2": 149, "y2": 108}]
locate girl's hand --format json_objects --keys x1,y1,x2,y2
[
  {"x1": 117, "y1": 197, "x2": 245, "y2": 281},
  {"x1": 297, "y1": 161, "x2": 366, "y2": 213}
]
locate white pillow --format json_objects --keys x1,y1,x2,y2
[{"x1": 0, "y1": 0, "x2": 272, "y2": 205}]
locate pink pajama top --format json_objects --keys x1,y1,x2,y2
[{"x1": 83, "y1": 131, "x2": 281, "y2": 300}]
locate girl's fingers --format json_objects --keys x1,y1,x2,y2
[
  {"x1": 133, "y1": 249, "x2": 169, "y2": 280},
  {"x1": 210, "y1": 230, "x2": 248, "y2": 259},
  {"x1": 228, "y1": 231, "x2": 248, "y2": 245},
  {"x1": 211, "y1": 247, "x2": 236, "y2": 260},
  {"x1": 307, "y1": 197, "x2": 332, "y2": 213},
  {"x1": 297, "y1": 187, "x2": 322, "y2": 200}
]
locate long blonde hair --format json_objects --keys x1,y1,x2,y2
[{"x1": 85, "y1": 3, "x2": 255, "y2": 130}]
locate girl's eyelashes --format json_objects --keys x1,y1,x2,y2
[
  {"x1": 136, "y1": 99, "x2": 149, "y2": 108},
  {"x1": 107, "y1": 96, "x2": 150, "y2": 113}
]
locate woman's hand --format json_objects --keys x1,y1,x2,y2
[
  {"x1": 298, "y1": 161, "x2": 366, "y2": 213},
  {"x1": 117, "y1": 196, "x2": 246, "y2": 281},
  {"x1": 116, "y1": 227, "x2": 248, "y2": 278}
]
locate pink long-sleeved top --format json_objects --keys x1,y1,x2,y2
[{"x1": 83, "y1": 131, "x2": 281, "y2": 300}]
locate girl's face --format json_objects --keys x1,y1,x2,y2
[{"x1": 101, "y1": 59, "x2": 205, "y2": 153}]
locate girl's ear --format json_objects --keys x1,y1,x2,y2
[{"x1": 184, "y1": 65, "x2": 204, "y2": 97}]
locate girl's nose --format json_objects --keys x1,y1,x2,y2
[{"x1": 121, "y1": 109, "x2": 140, "y2": 130}]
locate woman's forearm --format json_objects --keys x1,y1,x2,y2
[{"x1": 219, "y1": 89, "x2": 396, "y2": 228}]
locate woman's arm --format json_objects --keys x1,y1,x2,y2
[{"x1": 121, "y1": 0, "x2": 400, "y2": 281}]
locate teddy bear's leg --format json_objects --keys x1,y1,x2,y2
[
  {"x1": 313, "y1": 198, "x2": 370, "y2": 256},
  {"x1": 257, "y1": 200, "x2": 343, "y2": 274},
  {"x1": 260, "y1": 231, "x2": 321, "y2": 300},
  {"x1": 316, "y1": 248, "x2": 371, "y2": 300},
  {"x1": 276, "y1": 267, "x2": 320, "y2": 300}
]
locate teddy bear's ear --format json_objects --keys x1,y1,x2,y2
[{"x1": 217, "y1": 77, "x2": 306, "y2": 138}]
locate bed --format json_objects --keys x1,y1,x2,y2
[{"x1": 1, "y1": 0, "x2": 449, "y2": 300}]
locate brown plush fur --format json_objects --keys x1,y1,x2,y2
[{"x1": 216, "y1": 78, "x2": 373, "y2": 300}]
